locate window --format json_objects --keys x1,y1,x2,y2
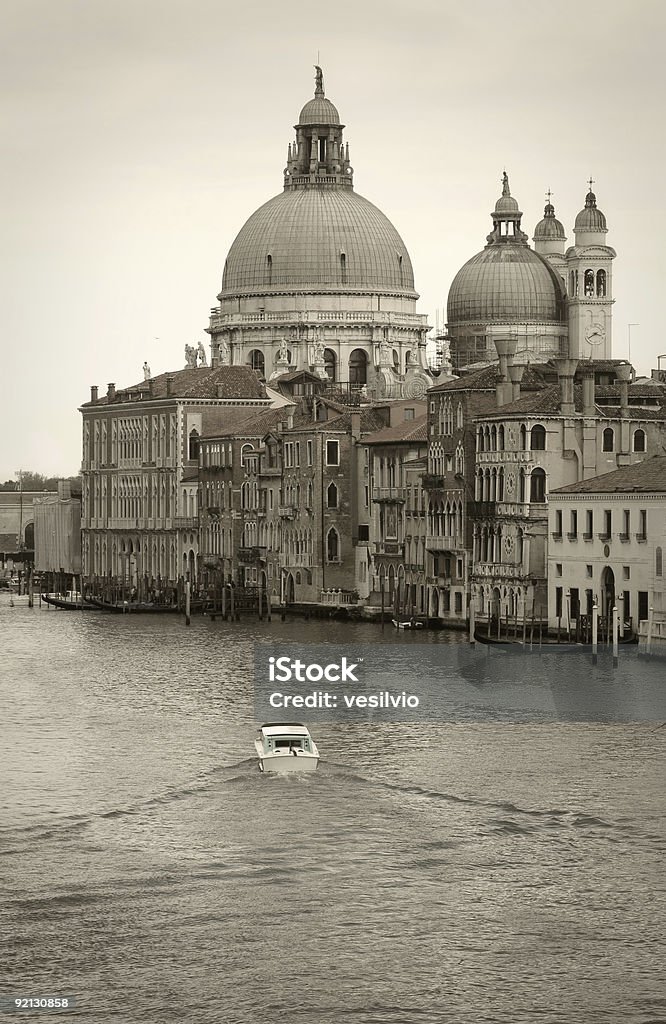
[
  {"x1": 570, "y1": 587, "x2": 580, "y2": 619},
  {"x1": 188, "y1": 428, "x2": 199, "y2": 461},
  {"x1": 326, "y1": 528, "x2": 339, "y2": 562},
  {"x1": 621, "y1": 509, "x2": 630, "y2": 541},
  {"x1": 657, "y1": 547, "x2": 663, "y2": 577},
  {"x1": 638, "y1": 591, "x2": 648, "y2": 622},
  {"x1": 584, "y1": 509, "x2": 593, "y2": 540},
  {"x1": 364, "y1": 485, "x2": 369, "y2": 507},
  {"x1": 249, "y1": 350, "x2": 265, "y2": 375},
  {"x1": 530, "y1": 468, "x2": 546, "y2": 503},
  {"x1": 358, "y1": 524, "x2": 369, "y2": 542},
  {"x1": 601, "y1": 509, "x2": 612, "y2": 540},
  {"x1": 586, "y1": 564, "x2": 593, "y2": 577},
  {"x1": 553, "y1": 510, "x2": 563, "y2": 538},
  {"x1": 637, "y1": 509, "x2": 647, "y2": 541},
  {"x1": 568, "y1": 510, "x2": 578, "y2": 539},
  {"x1": 327, "y1": 482, "x2": 338, "y2": 509},
  {"x1": 404, "y1": 408, "x2": 415, "y2": 421},
  {"x1": 623, "y1": 566, "x2": 630, "y2": 580},
  {"x1": 530, "y1": 424, "x2": 546, "y2": 450},
  {"x1": 307, "y1": 440, "x2": 313, "y2": 466},
  {"x1": 633, "y1": 429, "x2": 646, "y2": 453},
  {"x1": 556, "y1": 563, "x2": 563, "y2": 577},
  {"x1": 602, "y1": 427, "x2": 614, "y2": 452},
  {"x1": 596, "y1": 269, "x2": 606, "y2": 297},
  {"x1": 326, "y1": 440, "x2": 339, "y2": 466},
  {"x1": 556, "y1": 586, "x2": 563, "y2": 618}
]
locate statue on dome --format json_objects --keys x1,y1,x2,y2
[
  {"x1": 143, "y1": 361, "x2": 151, "y2": 380},
  {"x1": 197, "y1": 341, "x2": 207, "y2": 366},
  {"x1": 501, "y1": 170, "x2": 510, "y2": 195},
  {"x1": 184, "y1": 344, "x2": 197, "y2": 368},
  {"x1": 314, "y1": 65, "x2": 324, "y2": 94},
  {"x1": 218, "y1": 339, "x2": 230, "y2": 364}
]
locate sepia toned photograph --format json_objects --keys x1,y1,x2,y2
[{"x1": 2, "y1": 1, "x2": 665, "y2": 1021}]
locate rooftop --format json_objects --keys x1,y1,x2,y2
[
  {"x1": 551, "y1": 456, "x2": 666, "y2": 495},
  {"x1": 364, "y1": 415, "x2": 428, "y2": 445},
  {"x1": 82, "y1": 366, "x2": 268, "y2": 406}
]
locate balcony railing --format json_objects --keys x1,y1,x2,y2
[
  {"x1": 278, "y1": 505, "x2": 297, "y2": 519},
  {"x1": 426, "y1": 534, "x2": 463, "y2": 551},
  {"x1": 468, "y1": 501, "x2": 496, "y2": 517},
  {"x1": 421, "y1": 473, "x2": 446, "y2": 489},
  {"x1": 320, "y1": 589, "x2": 359, "y2": 606},
  {"x1": 372, "y1": 486, "x2": 405, "y2": 503},
  {"x1": 174, "y1": 517, "x2": 198, "y2": 529},
  {"x1": 238, "y1": 546, "x2": 267, "y2": 564}
]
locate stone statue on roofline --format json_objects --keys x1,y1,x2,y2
[
  {"x1": 143, "y1": 361, "x2": 151, "y2": 380},
  {"x1": 218, "y1": 339, "x2": 230, "y2": 365},
  {"x1": 197, "y1": 341, "x2": 207, "y2": 366},
  {"x1": 184, "y1": 344, "x2": 197, "y2": 368}
]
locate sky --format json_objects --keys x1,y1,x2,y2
[{"x1": 1, "y1": 0, "x2": 664, "y2": 480}]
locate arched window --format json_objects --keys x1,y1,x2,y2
[
  {"x1": 249, "y1": 350, "x2": 265, "y2": 376},
  {"x1": 392, "y1": 349, "x2": 400, "y2": 371},
  {"x1": 602, "y1": 427, "x2": 615, "y2": 452},
  {"x1": 327, "y1": 482, "x2": 338, "y2": 508},
  {"x1": 570, "y1": 270, "x2": 576, "y2": 296},
  {"x1": 530, "y1": 424, "x2": 546, "y2": 450},
  {"x1": 326, "y1": 528, "x2": 339, "y2": 562},
  {"x1": 530, "y1": 468, "x2": 546, "y2": 503},
  {"x1": 657, "y1": 547, "x2": 663, "y2": 577},
  {"x1": 498, "y1": 425, "x2": 505, "y2": 451},
  {"x1": 188, "y1": 428, "x2": 199, "y2": 461},
  {"x1": 633, "y1": 428, "x2": 646, "y2": 453},
  {"x1": 584, "y1": 269, "x2": 595, "y2": 296},
  {"x1": 520, "y1": 424, "x2": 527, "y2": 451},
  {"x1": 340, "y1": 251, "x2": 347, "y2": 285},
  {"x1": 349, "y1": 349, "x2": 367, "y2": 386},
  {"x1": 324, "y1": 348, "x2": 336, "y2": 382},
  {"x1": 265, "y1": 253, "x2": 272, "y2": 286},
  {"x1": 240, "y1": 443, "x2": 253, "y2": 466},
  {"x1": 596, "y1": 269, "x2": 606, "y2": 297}
]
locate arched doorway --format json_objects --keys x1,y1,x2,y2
[
  {"x1": 285, "y1": 572, "x2": 295, "y2": 605},
  {"x1": 490, "y1": 586, "x2": 502, "y2": 625},
  {"x1": 349, "y1": 349, "x2": 368, "y2": 386},
  {"x1": 24, "y1": 522, "x2": 34, "y2": 549},
  {"x1": 324, "y1": 348, "x2": 337, "y2": 382},
  {"x1": 601, "y1": 565, "x2": 615, "y2": 620}
]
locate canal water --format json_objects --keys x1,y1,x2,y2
[{"x1": 2, "y1": 600, "x2": 665, "y2": 1023}]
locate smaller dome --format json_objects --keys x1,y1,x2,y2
[
  {"x1": 534, "y1": 201, "x2": 566, "y2": 240},
  {"x1": 574, "y1": 189, "x2": 607, "y2": 232},
  {"x1": 495, "y1": 194, "x2": 519, "y2": 214},
  {"x1": 298, "y1": 96, "x2": 340, "y2": 125}
]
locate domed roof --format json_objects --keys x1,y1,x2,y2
[
  {"x1": 574, "y1": 189, "x2": 607, "y2": 232},
  {"x1": 534, "y1": 201, "x2": 566, "y2": 240},
  {"x1": 494, "y1": 171, "x2": 520, "y2": 214},
  {"x1": 298, "y1": 96, "x2": 340, "y2": 125},
  {"x1": 221, "y1": 188, "x2": 416, "y2": 296},
  {"x1": 447, "y1": 245, "x2": 566, "y2": 327}
]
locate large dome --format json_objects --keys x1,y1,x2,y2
[
  {"x1": 447, "y1": 245, "x2": 566, "y2": 326},
  {"x1": 221, "y1": 188, "x2": 417, "y2": 296}
]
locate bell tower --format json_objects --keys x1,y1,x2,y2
[{"x1": 565, "y1": 182, "x2": 616, "y2": 359}]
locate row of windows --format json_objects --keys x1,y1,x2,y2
[
  {"x1": 477, "y1": 424, "x2": 647, "y2": 455},
  {"x1": 569, "y1": 268, "x2": 607, "y2": 298},
  {"x1": 553, "y1": 508, "x2": 648, "y2": 541}
]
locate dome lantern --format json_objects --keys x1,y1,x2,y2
[
  {"x1": 486, "y1": 171, "x2": 529, "y2": 245},
  {"x1": 533, "y1": 190, "x2": 567, "y2": 256},
  {"x1": 284, "y1": 65, "x2": 353, "y2": 189},
  {"x1": 573, "y1": 178, "x2": 608, "y2": 241}
]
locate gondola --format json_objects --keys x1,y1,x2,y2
[
  {"x1": 85, "y1": 596, "x2": 177, "y2": 614},
  {"x1": 40, "y1": 594, "x2": 97, "y2": 611},
  {"x1": 473, "y1": 628, "x2": 638, "y2": 648}
]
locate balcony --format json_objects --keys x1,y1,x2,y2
[
  {"x1": 566, "y1": 532, "x2": 578, "y2": 541},
  {"x1": 421, "y1": 473, "x2": 446, "y2": 489},
  {"x1": 426, "y1": 534, "x2": 463, "y2": 552},
  {"x1": 598, "y1": 532, "x2": 611, "y2": 542},
  {"x1": 374, "y1": 540, "x2": 404, "y2": 557},
  {"x1": 619, "y1": 532, "x2": 630, "y2": 542},
  {"x1": 551, "y1": 532, "x2": 563, "y2": 541},
  {"x1": 238, "y1": 546, "x2": 267, "y2": 564},
  {"x1": 372, "y1": 486, "x2": 405, "y2": 503},
  {"x1": 583, "y1": 532, "x2": 593, "y2": 541},
  {"x1": 468, "y1": 501, "x2": 496, "y2": 518},
  {"x1": 278, "y1": 505, "x2": 297, "y2": 519},
  {"x1": 636, "y1": 533, "x2": 648, "y2": 543},
  {"x1": 259, "y1": 465, "x2": 282, "y2": 477},
  {"x1": 174, "y1": 517, "x2": 198, "y2": 529}
]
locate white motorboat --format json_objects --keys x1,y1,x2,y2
[{"x1": 254, "y1": 722, "x2": 320, "y2": 773}]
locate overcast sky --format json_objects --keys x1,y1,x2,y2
[{"x1": 1, "y1": 0, "x2": 663, "y2": 480}]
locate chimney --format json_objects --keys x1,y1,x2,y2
[
  {"x1": 166, "y1": 375, "x2": 175, "y2": 397},
  {"x1": 494, "y1": 336, "x2": 517, "y2": 407},
  {"x1": 350, "y1": 410, "x2": 361, "y2": 439},
  {"x1": 90, "y1": 385, "x2": 98, "y2": 403},
  {"x1": 508, "y1": 363, "x2": 525, "y2": 403},
  {"x1": 581, "y1": 368, "x2": 596, "y2": 416},
  {"x1": 216, "y1": 383, "x2": 226, "y2": 398},
  {"x1": 615, "y1": 362, "x2": 632, "y2": 418},
  {"x1": 148, "y1": 378, "x2": 155, "y2": 398},
  {"x1": 554, "y1": 358, "x2": 578, "y2": 415},
  {"x1": 286, "y1": 408, "x2": 295, "y2": 430},
  {"x1": 107, "y1": 383, "x2": 116, "y2": 402}
]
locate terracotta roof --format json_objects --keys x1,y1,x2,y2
[
  {"x1": 364, "y1": 415, "x2": 428, "y2": 445},
  {"x1": 203, "y1": 407, "x2": 291, "y2": 440},
  {"x1": 428, "y1": 363, "x2": 548, "y2": 393},
  {"x1": 82, "y1": 366, "x2": 267, "y2": 406},
  {"x1": 551, "y1": 456, "x2": 666, "y2": 495}
]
